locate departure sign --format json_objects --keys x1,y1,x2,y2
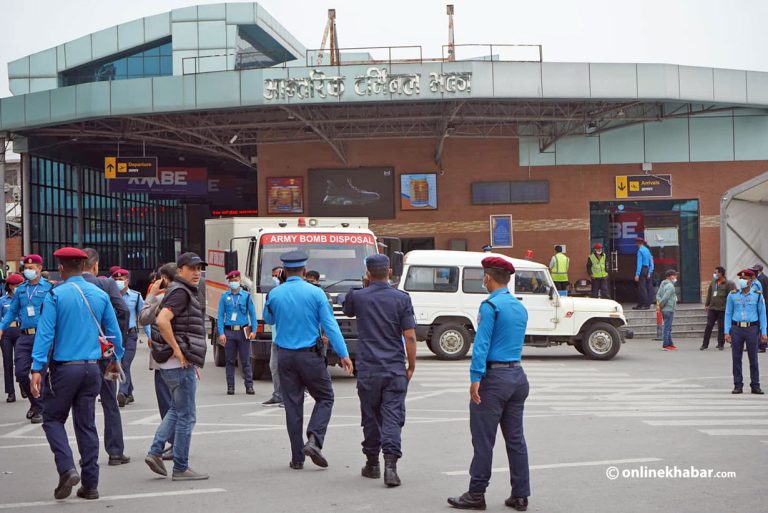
[
  {"x1": 105, "y1": 157, "x2": 158, "y2": 179},
  {"x1": 615, "y1": 174, "x2": 671, "y2": 198}
]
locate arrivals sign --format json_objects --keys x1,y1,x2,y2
[
  {"x1": 104, "y1": 156, "x2": 158, "y2": 179},
  {"x1": 264, "y1": 67, "x2": 472, "y2": 101},
  {"x1": 108, "y1": 167, "x2": 208, "y2": 196},
  {"x1": 615, "y1": 174, "x2": 672, "y2": 199}
]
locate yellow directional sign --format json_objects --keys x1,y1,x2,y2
[
  {"x1": 117, "y1": 162, "x2": 127, "y2": 174},
  {"x1": 104, "y1": 157, "x2": 117, "y2": 179},
  {"x1": 629, "y1": 180, "x2": 640, "y2": 192},
  {"x1": 615, "y1": 176, "x2": 628, "y2": 198}
]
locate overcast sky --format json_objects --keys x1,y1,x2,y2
[{"x1": 1, "y1": 0, "x2": 767, "y2": 98}]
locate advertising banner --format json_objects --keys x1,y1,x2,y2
[
  {"x1": 308, "y1": 168, "x2": 394, "y2": 219},
  {"x1": 401, "y1": 173, "x2": 437, "y2": 210},
  {"x1": 267, "y1": 177, "x2": 304, "y2": 214},
  {"x1": 108, "y1": 167, "x2": 207, "y2": 197}
]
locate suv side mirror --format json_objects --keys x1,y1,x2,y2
[
  {"x1": 391, "y1": 251, "x2": 404, "y2": 279},
  {"x1": 224, "y1": 251, "x2": 238, "y2": 274},
  {"x1": 548, "y1": 285, "x2": 556, "y2": 300}
]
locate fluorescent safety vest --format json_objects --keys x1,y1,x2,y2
[
  {"x1": 551, "y1": 253, "x2": 569, "y2": 282},
  {"x1": 589, "y1": 253, "x2": 608, "y2": 278}
]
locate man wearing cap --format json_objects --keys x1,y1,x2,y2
[
  {"x1": 82, "y1": 249, "x2": 131, "y2": 466},
  {"x1": 111, "y1": 269, "x2": 149, "y2": 407},
  {"x1": 217, "y1": 270, "x2": 257, "y2": 395},
  {"x1": 586, "y1": 243, "x2": 609, "y2": 299},
  {"x1": 633, "y1": 238, "x2": 655, "y2": 310},
  {"x1": 752, "y1": 264, "x2": 768, "y2": 352},
  {"x1": 0, "y1": 254, "x2": 52, "y2": 422},
  {"x1": 30, "y1": 247, "x2": 123, "y2": 500},
  {"x1": 656, "y1": 269, "x2": 679, "y2": 351},
  {"x1": 263, "y1": 250, "x2": 353, "y2": 470},
  {"x1": 342, "y1": 254, "x2": 417, "y2": 487},
  {"x1": 725, "y1": 269, "x2": 767, "y2": 395},
  {"x1": 145, "y1": 252, "x2": 209, "y2": 481},
  {"x1": 0, "y1": 273, "x2": 25, "y2": 402},
  {"x1": 448, "y1": 256, "x2": 530, "y2": 512}
]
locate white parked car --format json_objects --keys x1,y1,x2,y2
[{"x1": 397, "y1": 250, "x2": 633, "y2": 360}]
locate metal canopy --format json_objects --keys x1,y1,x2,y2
[{"x1": 21, "y1": 99, "x2": 736, "y2": 168}]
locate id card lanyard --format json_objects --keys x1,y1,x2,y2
[
  {"x1": 230, "y1": 291, "x2": 241, "y2": 322},
  {"x1": 26, "y1": 284, "x2": 40, "y2": 317}
]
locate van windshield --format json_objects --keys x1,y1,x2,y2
[{"x1": 257, "y1": 232, "x2": 378, "y2": 293}]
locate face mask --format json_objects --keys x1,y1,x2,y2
[
  {"x1": 114, "y1": 279, "x2": 126, "y2": 289},
  {"x1": 713, "y1": 274, "x2": 719, "y2": 281},
  {"x1": 23, "y1": 269, "x2": 37, "y2": 281},
  {"x1": 670, "y1": 278, "x2": 677, "y2": 283},
  {"x1": 738, "y1": 279, "x2": 749, "y2": 290},
  {"x1": 228, "y1": 281, "x2": 240, "y2": 290},
  {"x1": 596, "y1": 250, "x2": 602, "y2": 255}
]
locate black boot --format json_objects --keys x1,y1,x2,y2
[
  {"x1": 447, "y1": 491, "x2": 486, "y2": 510},
  {"x1": 505, "y1": 496, "x2": 528, "y2": 511},
  {"x1": 302, "y1": 434, "x2": 328, "y2": 468},
  {"x1": 383, "y1": 454, "x2": 401, "y2": 487},
  {"x1": 361, "y1": 454, "x2": 381, "y2": 479}
]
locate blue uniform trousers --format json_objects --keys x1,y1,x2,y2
[
  {"x1": 468, "y1": 367, "x2": 530, "y2": 497},
  {"x1": 731, "y1": 325, "x2": 760, "y2": 388},
  {"x1": 15, "y1": 333, "x2": 42, "y2": 411},
  {"x1": 278, "y1": 348, "x2": 334, "y2": 463},
  {"x1": 99, "y1": 360, "x2": 124, "y2": 456},
  {"x1": 118, "y1": 332, "x2": 138, "y2": 396},
  {"x1": 43, "y1": 362, "x2": 101, "y2": 489},
  {"x1": 224, "y1": 329, "x2": 253, "y2": 388},
  {"x1": 154, "y1": 369, "x2": 174, "y2": 446},
  {"x1": 636, "y1": 266, "x2": 655, "y2": 307},
  {"x1": 1, "y1": 327, "x2": 20, "y2": 394},
  {"x1": 357, "y1": 373, "x2": 408, "y2": 458}
]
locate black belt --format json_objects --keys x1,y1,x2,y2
[
  {"x1": 21, "y1": 328, "x2": 36, "y2": 335},
  {"x1": 128, "y1": 327, "x2": 139, "y2": 334},
  {"x1": 487, "y1": 361, "x2": 522, "y2": 369},
  {"x1": 55, "y1": 360, "x2": 99, "y2": 366},
  {"x1": 733, "y1": 321, "x2": 759, "y2": 328},
  {"x1": 279, "y1": 346, "x2": 316, "y2": 352},
  {"x1": 225, "y1": 325, "x2": 246, "y2": 331}
]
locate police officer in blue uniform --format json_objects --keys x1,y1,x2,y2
[
  {"x1": 342, "y1": 254, "x2": 417, "y2": 487},
  {"x1": 82, "y1": 248, "x2": 131, "y2": 465},
  {"x1": 217, "y1": 270, "x2": 257, "y2": 395},
  {"x1": 448, "y1": 256, "x2": 531, "y2": 512},
  {"x1": 0, "y1": 254, "x2": 52, "y2": 422},
  {"x1": 725, "y1": 269, "x2": 767, "y2": 395},
  {"x1": 30, "y1": 247, "x2": 123, "y2": 500},
  {"x1": 263, "y1": 250, "x2": 353, "y2": 469},
  {"x1": 111, "y1": 268, "x2": 149, "y2": 407},
  {"x1": 0, "y1": 273, "x2": 24, "y2": 402},
  {"x1": 633, "y1": 237, "x2": 655, "y2": 310}
]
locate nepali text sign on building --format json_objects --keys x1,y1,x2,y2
[{"x1": 264, "y1": 67, "x2": 472, "y2": 101}]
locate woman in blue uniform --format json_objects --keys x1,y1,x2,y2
[{"x1": 0, "y1": 273, "x2": 24, "y2": 403}]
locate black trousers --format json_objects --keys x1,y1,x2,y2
[
  {"x1": 99, "y1": 361, "x2": 124, "y2": 457},
  {"x1": 554, "y1": 281, "x2": 568, "y2": 291},
  {"x1": 702, "y1": 309, "x2": 725, "y2": 348},
  {"x1": 590, "y1": 278, "x2": 610, "y2": 299},
  {"x1": 731, "y1": 325, "x2": 760, "y2": 388},
  {"x1": 357, "y1": 373, "x2": 408, "y2": 458},
  {"x1": 278, "y1": 348, "x2": 335, "y2": 464},
  {"x1": 636, "y1": 266, "x2": 655, "y2": 307}
]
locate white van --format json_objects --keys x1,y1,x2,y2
[{"x1": 397, "y1": 250, "x2": 633, "y2": 361}]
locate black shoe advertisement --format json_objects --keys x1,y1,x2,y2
[{"x1": 309, "y1": 168, "x2": 395, "y2": 219}]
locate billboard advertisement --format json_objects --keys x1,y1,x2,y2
[
  {"x1": 308, "y1": 168, "x2": 395, "y2": 219},
  {"x1": 400, "y1": 173, "x2": 437, "y2": 210},
  {"x1": 267, "y1": 177, "x2": 304, "y2": 214}
]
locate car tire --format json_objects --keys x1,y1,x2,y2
[
  {"x1": 573, "y1": 342, "x2": 585, "y2": 355},
  {"x1": 580, "y1": 322, "x2": 621, "y2": 360},
  {"x1": 213, "y1": 341, "x2": 226, "y2": 367},
  {"x1": 430, "y1": 324, "x2": 472, "y2": 360},
  {"x1": 426, "y1": 340, "x2": 437, "y2": 355},
  {"x1": 251, "y1": 359, "x2": 270, "y2": 381}
]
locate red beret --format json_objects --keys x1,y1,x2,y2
[
  {"x1": 481, "y1": 256, "x2": 515, "y2": 274},
  {"x1": 738, "y1": 269, "x2": 756, "y2": 278},
  {"x1": 22, "y1": 254, "x2": 43, "y2": 265},
  {"x1": 108, "y1": 266, "x2": 121, "y2": 275},
  {"x1": 594, "y1": 243, "x2": 602, "y2": 249},
  {"x1": 53, "y1": 247, "x2": 88, "y2": 260},
  {"x1": 635, "y1": 237, "x2": 645, "y2": 243},
  {"x1": 6, "y1": 273, "x2": 24, "y2": 285},
  {"x1": 226, "y1": 270, "x2": 241, "y2": 279},
  {"x1": 112, "y1": 269, "x2": 130, "y2": 278}
]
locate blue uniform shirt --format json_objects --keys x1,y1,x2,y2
[
  {"x1": 0, "y1": 279, "x2": 52, "y2": 330},
  {"x1": 217, "y1": 288, "x2": 257, "y2": 335},
  {"x1": 635, "y1": 245, "x2": 654, "y2": 276},
  {"x1": 751, "y1": 280, "x2": 763, "y2": 294},
  {"x1": 31, "y1": 275, "x2": 124, "y2": 371},
  {"x1": 0, "y1": 294, "x2": 20, "y2": 325},
  {"x1": 470, "y1": 288, "x2": 528, "y2": 383},
  {"x1": 121, "y1": 288, "x2": 144, "y2": 329},
  {"x1": 342, "y1": 282, "x2": 416, "y2": 375},
  {"x1": 725, "y1": 289, "x2": 767, "y2": 336},
  {"x1": 263, "y1": 276, "x2": 348, "y2": 358}
]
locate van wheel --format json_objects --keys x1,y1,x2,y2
[
  {"x1": 581, "y1": 322, "x2": 621, "y2": 360},
  {"x1": 213, "y1": 342, "x2": 226, "y2": 367},
  {"x1": 573, "y1": 342, "x2": 585, "y2": 355},
  {"x1": 426, "y1": 340, "x2": 437, "y2": 355},
  {"x1": 251, "y1": 359, "x2": 270, "y2": 381},
  {"x1": 431, "y1": 324, "x2": 471, "y2": 360}
]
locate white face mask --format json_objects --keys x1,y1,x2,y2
[
  {"x1": 228, "y1": 281, "x2": 240, "y2": 290},
  {"x1": 738, "y1": 279, "x2": 749, "y2": 290},
  {"x1": 114, "y1": 279, "x2": 126, "y2": 290},
  {"x1": 23, "y1": 269, "x2": 38, "y2": 281},
  {"x1": 670, "y1": 278, "x2": 677, "y2": 283}
]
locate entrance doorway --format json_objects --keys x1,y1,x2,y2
[
  {"x1": 401, "y1": 237, "x2": 435, "y2": 254},
  {"x1": 589, "y1": 200, "x2": 700, "y2": 303}
]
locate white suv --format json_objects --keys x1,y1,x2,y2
[{"x1": 397, "y1": 250, "x2": 633, "y2": 360}]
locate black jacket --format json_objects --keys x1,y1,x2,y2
[
  {"x1": 83, "y1": 272, "x2": 130, "y2": 335},
  {"x1": 151, "y1": 277, "x2": 207, "y2": 368}
]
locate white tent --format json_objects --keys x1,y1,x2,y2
[{"x1": 721, "y1": 171, "x2": 768, "y2": 274}]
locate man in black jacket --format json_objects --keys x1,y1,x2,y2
[{"x1": 82, "y1": 248, "x2": 131, "y2": 465}]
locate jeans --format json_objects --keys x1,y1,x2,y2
[
  {"x1": 269, "y1": 342, "x2": 281, "y2": 400},
  {"x1": 662, "y1": 310, "x2": 675, "y2": 347},
  {"x1": 702, "y1": 309, "x2": 725, "y2": 348},
  {"x1": 149, "y1": 367, "x2": 197, "y2": 472},
  {"x1": 154, "y1": 369, "x2": 174, "y2": 446},
  {"x1": 119, "y1": 332, "x2": 138, "y2": 396}
]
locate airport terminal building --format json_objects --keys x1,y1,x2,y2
[{"x1": 2, "y1": 2, "x2": 768, "y2": 300}]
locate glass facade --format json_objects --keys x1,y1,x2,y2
[
  {"x1": 30, "y1": 156, "x2": 186, "y2": 274},
  {"x1": 60, "y1": 39, "x2": 172, "y2": 86}
]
